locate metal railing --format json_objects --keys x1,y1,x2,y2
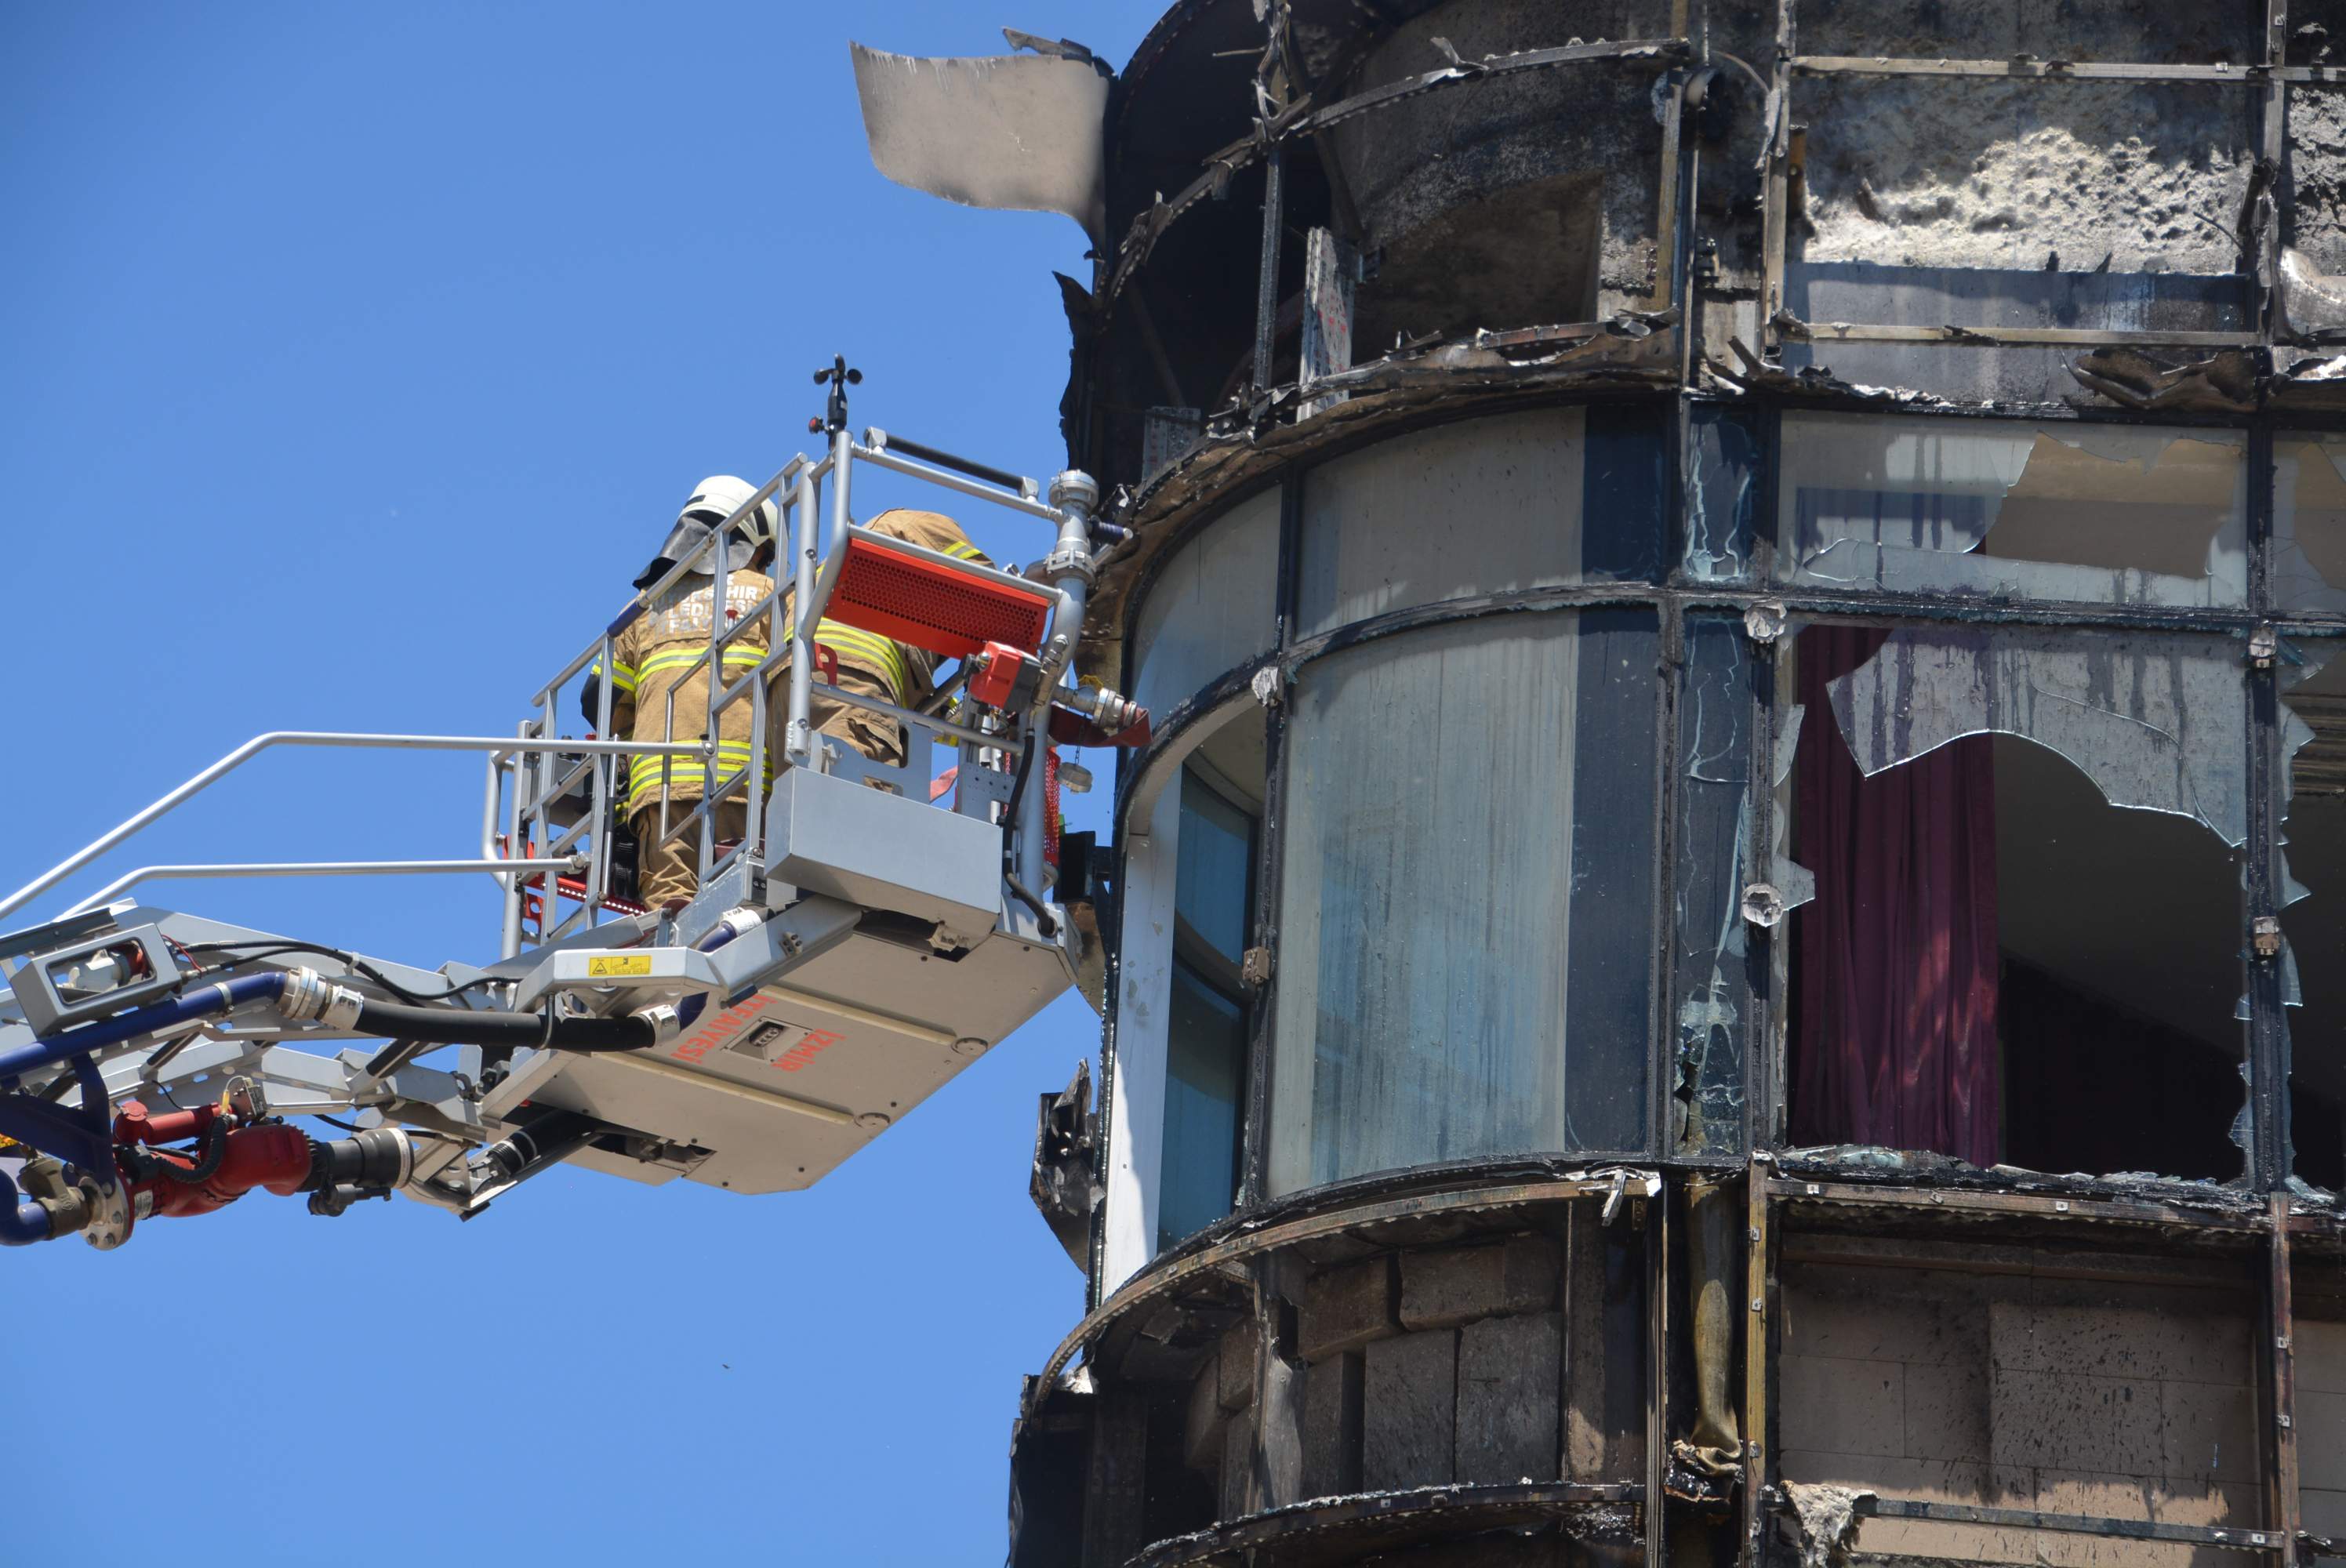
[
  {"x1": 0, "y1": 430, "x2": 1093, "y2": 960},
  {"x1": 0, "y1": 731, "x2": 703, "y2": 931},
  {"x1": 499, "y1": 426, "x2": 1098, "y2": 956}
]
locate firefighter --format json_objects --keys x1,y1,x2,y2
[
  {"x1": 586, "y1": 476, "x2": 779, "y2": 910},
  {"x1": 588, "y1": 489, "x2": 992, "y2": 909},
  {"x1": 762, "y1": 507, "x2": 991, "y2": 781}
]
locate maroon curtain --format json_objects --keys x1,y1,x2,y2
[{"x1": 1789, "y1": 627, "x2": 2001, "y2": 1166}]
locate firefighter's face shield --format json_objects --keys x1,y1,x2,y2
[{"x1": 634, "y1": 510, "x2": 760, "y2": 590}]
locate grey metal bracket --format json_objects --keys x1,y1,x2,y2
[
  {"x1": 707, "y1": 895, "x2": 865, "y2": 996},
  {"x1": 510, "y1": 946, "x2": 728, "y2": 1013}
]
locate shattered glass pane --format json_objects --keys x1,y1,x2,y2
[
  {"x1": 1785, "y1": 623, "x2": 2251, "y2": 1179},
  {"x1": 1828, "y1": 625, "x2": 2253, "y2": 846},
  {"x1": 1771, "y1": 700, "x2": 1816, "y2": 919},
  {"x1": 1778, "y1": 413, "x2": 2247, "y2": 608},
  {"x1": 1267, "y1": 611, "x2": 1658, "y2": 1196},
  {"x1": 1674, "y1": 618, "x2": 1752, "y2": 1155},
  {"x1": 1682, "y1": 404, "x2": 1760, "y2": 584},
  {"x1": 2280, "y1": 644, "x2": 2346, "y2": 1192},
  {"x1": 2274, "y1": 435, "x2": 2346, "y2": 617}
]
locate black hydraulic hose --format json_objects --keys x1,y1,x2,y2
[
  {"x1": 999, "y1": 735, "x2": 1059, "y2": 938},
  {"x1": 153, "y1": 1118, "x2": 231, "y2": 1185},
  {"x1": 345, "y1": 999, "x2": 658, "y2": 1054},
  {"x1": 350, "y1": 1000, "x2": 543, "y2": 1049},
  {"x1": 543, "y1": 1014, "x2": 662, "y2": 1051}
]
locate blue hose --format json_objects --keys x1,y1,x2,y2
[
  {"x1": 0, "y1": 1168, "x2": 50, "y2": 1246},
  {"x1": 0, "y1": 971, "x2": 287, "y2": 1087}
]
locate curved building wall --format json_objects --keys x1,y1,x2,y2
[{"x1": 1001, "y1": 1, "x2": 2346, "y2": 1563}]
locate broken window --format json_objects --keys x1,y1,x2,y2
[
  {"x1": 1682, "y1": 403, "x2": 1761, "y2": 584},
  {"x1": 1130, "y1": 487, "x2": 1282, "y2": 718},
  {"x1": 1158, "y1": 755, "x2": 1261, "y2": 1250},
  {"x1": 1267, "y1": 610, "x2": 1658, "y2": 1196},
  {"x1": 1781, "y1": 270, "x2": 2255, "y2": 405},
  {"x1": 1675, "y1": 616, "x2": 1754, "y2": 1155},
  {"x1": 2275, "y1": 434, "x2": 2346, "y2": 619},
  {"x1": 1323, "y1": 16, "x2": 1654, "y2": 346},
  {"x1": 1294, "y1": 405, "x2": 1661, "y2": 640},
  {"x1": 2282, "y1": 647, "x2": 2346, "y2": 1194},
  {"x1": 1784, "y1": 622, "x2": 2252, "y2": 1179},
  {"x1": 1778, "y1": 412, "x2": 2248, "y2": 608}
]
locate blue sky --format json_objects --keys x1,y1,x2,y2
[{"x1": 1, "y1": 4, "x2": 1164, "y2": 1561}]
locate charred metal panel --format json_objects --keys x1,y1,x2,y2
[
  {"x1": 1032, "y1": 1060, "x2": 1101, "y2": 1272},
  {"x1": 849, "y1": 43, "x2": 1108, "y2": 238},
  {"x1": 1362, "y1": 1327, "x2": 1458, "y2": 1489},
  {"x1": 1777, "y1": 1239, "x2": 2265, "y2": 1563},
  {"x1": 1458, "y1": 1311, "x2": 1565, "y2": 1485}
]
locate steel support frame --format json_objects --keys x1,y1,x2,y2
[{"x1": 1758, "y1": 0, "x2": 2293, "y2": 363}]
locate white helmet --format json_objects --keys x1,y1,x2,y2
[
  {"x1": 635, "y1": 474, "x2": 781, "y2": 588},
  {"x1": 677, "y1": 474, "x2": 779, "y2": 554}
]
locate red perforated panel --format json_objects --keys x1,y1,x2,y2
[{"x1": 828, "y1": 537, "x2": 1051, "y2": 659}]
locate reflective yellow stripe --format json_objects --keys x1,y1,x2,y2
[
  {"x1": 590, "y1": 660, "x2": 641, "y2": 695},
  {"x1": 808, "y1": 622, "x2": 908, "y2": 699},
  {"x1": 942, "y1": 541, "x2": 986, "y2": 561},
  {"x1": 635, "y1": 647, "x2": 766, "y2": 677},
  {"x1": 625, "y1": 745, "x2": 771, "y2": 813}
]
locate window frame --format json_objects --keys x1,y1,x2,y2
[{"x1": 1095, "y1": 393, "x2": 2346, "y2": 1294}]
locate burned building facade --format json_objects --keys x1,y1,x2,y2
[{"x1": 974, "y1": 2, "x2": 2346, "y2": 1563}]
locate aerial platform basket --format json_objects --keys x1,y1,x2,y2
[{"x1": 0, "y1": 404, "x2": 1140, "y2": 1246}]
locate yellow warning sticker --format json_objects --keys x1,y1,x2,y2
[{"x1": 586, "y1": 954, "x2": 655, "y2": 978}]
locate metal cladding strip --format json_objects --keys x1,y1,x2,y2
[
  {"x1": 1765, "y1": 1176, "x2": 2273, "y2": 1232},
  {"x1": 597, "y1": 1050, "x2": 856, "y2": 1128},
  {"x1": 1742, "y1": 1160, "x2": 1774, "y2": 1564},
  {"x1": 1122, "y1": 1482, "x2": 1647, "y2": 1568},
  {"x1": 1777, "y1": 316, "x2": 2261, "y2": 350},
  {"x1": 1830, "y1": 1497, "x2": 2283, "y2": 1552},
  {"x1": 1019, "y1": 1171, "x2": 1658, "y2": 1418},
  {"x1": 1792, "y1": 55, "x2": 2279, "y2": 83},
  {"x1": 2266, "y1": 1191, "x2": 2303, "y2": 1555}
]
